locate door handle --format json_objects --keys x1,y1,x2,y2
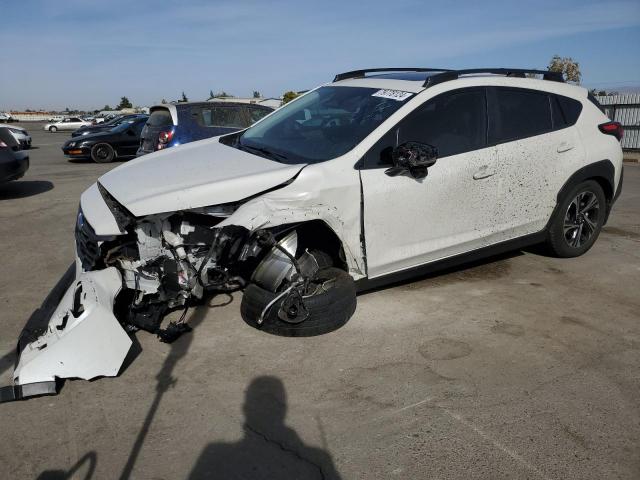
[
  {"x1": 473, "y1": 166, "x2": 496, "y2": 180},
  {"x1": 557, "y1": 142, "x2": 574, "y2": 153}
]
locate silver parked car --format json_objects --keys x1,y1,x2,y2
[
  {"x1": 1, "y1": 125, "x2": 31, "y2": 149},
  {"x1": 43, "y1": 117, "x2": 92, "y2": 132}
]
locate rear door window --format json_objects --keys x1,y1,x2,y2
[
  {"x1": 246, "y1": 106, "x2": 271, "y2": 124},
  {"x1": 489, "y1": 88, "x2": 552, "y2": 144},
  {"x1": 147, "y1": 109, "x2": 174, "y2": 127},
  {"x1": 196, "y1": 106, "x2": 246, "y2": 128}
]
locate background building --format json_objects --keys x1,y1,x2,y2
[{"x1": 596, "y1": 93, "x2": 640, "y2": 160}]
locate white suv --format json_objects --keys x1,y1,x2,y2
[{"x1": 8, "y1": 68, "x2": 624, "y2": 400}]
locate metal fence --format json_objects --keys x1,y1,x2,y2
[{"x1": 596, "y1": 93, "x2": 640, "y2": 151}]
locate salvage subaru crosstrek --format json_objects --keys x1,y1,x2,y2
[{"x1": 3, "y1": 68, "x2": 624, "y2": 401}]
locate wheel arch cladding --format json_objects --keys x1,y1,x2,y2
[
  {"x1": 291, "y1": 219, "x2": 349, "y2": 269},
  {"x1": 554, "y1": 160, "x2": 616, "y2": 222}
]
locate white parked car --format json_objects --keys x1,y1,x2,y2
[
  {"x1": 1, "y1": 125, "x2": 31, "y2": 149},
  {"x1": 6, "y1": 67, "x2": 624, "y2": 401},
  {"x1": 43, "y1": 117, "x2": 91, "y2": 132},
  {"x1": 0, "y1": 112, "x2": 14, "y2": 123}
]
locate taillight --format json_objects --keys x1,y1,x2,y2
[
  {"x1": 157, "y1": 129, "x2": 174, "y2": 150},
  {"x1": 598, "y1": 121, "x2": 623, "y2": 141}
]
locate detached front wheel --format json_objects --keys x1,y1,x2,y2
[{"x1": 241, "y1": 267, "x2": 357, "y2": 337}]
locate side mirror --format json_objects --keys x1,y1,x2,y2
[{"x1": 385, "y1": 142, "x2": 438, "y2": 179}]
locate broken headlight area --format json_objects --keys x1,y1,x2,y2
[{"x1": 86, "y1": 209, "x2": 260, "y2": 340}]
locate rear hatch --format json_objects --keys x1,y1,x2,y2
[{"x1": 138, "y1": 107, "x2": 175, "y2": 155}]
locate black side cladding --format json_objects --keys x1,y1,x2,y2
[{"x1": 0, "y1": 381, "x2": 57, "y2": 403}]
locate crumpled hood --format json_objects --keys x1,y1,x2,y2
[{"x1": 98, "y1": 138, "x2": 305, "y2": 216}]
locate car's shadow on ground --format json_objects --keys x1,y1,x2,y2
[
  {"x1": 0, "y1": 180, "x2": 53, "y2": 199},
  {"x1": 67, "y1": 158, "x2": 130, "y2": 164}
]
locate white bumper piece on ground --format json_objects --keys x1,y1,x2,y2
[{"x1": 6, "y1": 267, "x2": 131, "y2": 400}]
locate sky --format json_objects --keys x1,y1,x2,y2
[{"x1": 1, "y1": 0, "x2": 639, "y2": 111}]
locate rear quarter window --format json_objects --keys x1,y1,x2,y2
[
  {"x1": 246, "y1": 107, "x2": 271, "y2": 124},
  {"x1": 147, "y1": 109, "x2": 174, "y2": 127},
  {"x1": 554, "y1": 95, "x2": 583, "y2": 127}
]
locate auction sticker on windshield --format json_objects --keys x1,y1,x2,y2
[{"x1": 371, "y1": 89, "x2": 413, "y2": 101}]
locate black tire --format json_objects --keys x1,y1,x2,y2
[
  {"x1": 91, "y1": 143, "x2": 115, "y2": 163},
  {"x1": 241, "y1": 267, "x2": 357, "y2": 337},
  {"x1": 546, "y1": 180, "x2": 606, "y2": 258},
  {"x1": 49, "y1": 126, "x2": 57, "y2": 132}
]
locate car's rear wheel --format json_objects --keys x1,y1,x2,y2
[
  {"x1": 91, "y1": 143, "x2": 115, "y2": 163},
  {"x1": 241, "y1": 267, "x2": 357, "y2": 337},
  {"x1": 49, "y1": 126, "x2": 57, "y2": 132},
  {"x1": 546, "y1": 180, "x2": 606, "y2": 258}
]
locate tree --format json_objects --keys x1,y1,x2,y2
[
  {"x1": 161, "y1": 98, "x2": 168, "y2": 104},
  {"x1": 180, "y1": 91, "x2": 189, "y2": 102},
  {"x1": 282, "y1": 91, "x2": 299, "y2": 104},
  {"x1": 548, "y1": 55, "x2": 581, "y2": 84},
  {"x1": 209, "y1": 90, "x2": 215, "y2": 100},
  {"x1": 117, "y1": 96, "x2": 133, "y2": 109},
  {"x1": 103, "y1": 105, "x2": 112, "y2": 111},
  {"x1": 253, "y1": 91, "x2": 261, "y2": 98}
]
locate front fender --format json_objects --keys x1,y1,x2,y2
[{"x1": 218, "y1": 166, "x2": 365, "y2": 279}]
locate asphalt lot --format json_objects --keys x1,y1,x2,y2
[{"x1": 1, "y1": 123, "x2": 639, "y2": 479}]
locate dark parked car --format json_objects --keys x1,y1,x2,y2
[
  {"x1": 72, "y1": 114, "x2": 148, "y2": 138},
  {"x1": 62, "y1": 116, "x2": 148, "y2": 163},
  {"x1": 137, "y1": 101, "x2": 273, "y2": 156},
  {"x1": 0, "y1": 127, "x2": 29, "y2": 183}
]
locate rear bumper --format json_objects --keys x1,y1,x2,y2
[
  {"x1": 0, "y1": 153, "x2": 29, "y2": 182},
  {"x1": 136, "y1": 146, "x2": 154, "y2": 157}
]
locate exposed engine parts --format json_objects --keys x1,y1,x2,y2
[{"x1": 76, "y1": 208, "x2": 339, "y2": 342}]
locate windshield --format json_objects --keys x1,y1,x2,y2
[
  {"x1": 231, "y1": 86, "x2": 413, "y2": 164},
  {"x1": 111, "y1": 120, "x2": 142, "y2": 133}
]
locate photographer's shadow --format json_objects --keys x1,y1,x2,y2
[{"x1": 189, "y1": 376, "x2": 341, "y2": 480}]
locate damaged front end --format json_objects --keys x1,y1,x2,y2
[{"x1": 3, "y1": 183, "x2": 335, "y2": 402}]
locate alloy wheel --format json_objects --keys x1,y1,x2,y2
[
  {"x1": 95, "y1": 145, "x2": 110, "y2": 161},
  {"x1": 563, "y1": 191, "x2": 600, "y2": 248}
]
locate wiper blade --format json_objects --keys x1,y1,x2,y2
[{"x1": 238, "y1": 144, "x2": 288, "y2": 161}]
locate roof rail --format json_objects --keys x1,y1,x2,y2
[
  {"x1": 333, "y1": 68, "x2": 451, "y2": 82},
  {"x1": 332, "y1": 67, "x2": 564, "y2": 86},
  {"x1": 423, "y1": 68, "x2": 564, "y2": 87}
]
